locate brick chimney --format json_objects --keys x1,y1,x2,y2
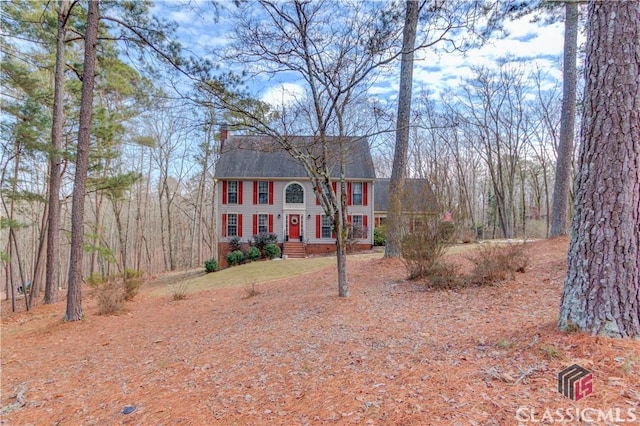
[{"x1": 219, "y1": 124, "x2": 229, "y2": 150}]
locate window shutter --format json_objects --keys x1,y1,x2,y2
[
  {"x1": 363, "y1": 182, "x2": 368, "y2": 206},
  {"x1": 222, "y1": 181, "x2": 228, "y2": 204},
  {"x1": 253, "y1": 182, "x2": 258, "y2": 205},
  {"x1": 268, "y1": 214, "x2": 274, "y2": 233},
  {"x1": 222, "y1": 214, "x2": 227, "y2": 237},
  {"x1": 348, "y1": 215, "x2": 352, "y2": 224},
  {"x1": 253, "y1": 214, "x2": 258, "y2": 235},
  {"x1": 363, "y1": 215, "x2": 368, "y2": 228},
  {"x1": 238, "y1": 214, "x2": 243, "y2": 237},
  {"x1": 238, "y1": 181, "x2": 243, "y2": 205},
  {"x1": 316, "y1": 185, "x2": 321, "y2": 205},
  {"x1": 332, "y1": 182, "x2": 337, "y2": 197},
  {"x1": 268, "y1": 181, "x2": 274, "y2": 205},
  {"x1": 347, "y1": 182, "x2": 352, "y2": 205},
  {"x1": 316, "y1": 215, "x2": 321, "y2": 238}
]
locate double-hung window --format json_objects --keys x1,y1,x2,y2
[
  {"x1": 227, "y1": 213, "x2": 238, "y2": 237},
  {"x1": 258, "y1": 214, "x2": 268, "y2": 233},
  {"x1": 352, "y1": 182, "x2": 363, "y2": 205},
  {"x1": 321, "y1": 215, "x2": 333, "y2": 238},
  {"x1": 227, "y1": 181, "x2": 238, "y2": 204},
  {"x1": 258, "y1": 181, "x2": 269, "y2": 204}
]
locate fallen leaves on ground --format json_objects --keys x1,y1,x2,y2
[{"x1": 2, "y1": 237, "x2": 638, "y2": 425}]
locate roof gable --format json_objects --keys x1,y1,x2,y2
[
  {"x1": 215, "y1": 135, "x2": 376, "y2": 180},
  {"x1": 374, "y1": 178, "x2": 437, "y2": 212}
]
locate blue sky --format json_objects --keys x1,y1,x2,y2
[{"x1": 152, "y1": 1, "x2": 568, "y2": 107}]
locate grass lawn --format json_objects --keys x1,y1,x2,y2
[{"x1": 149, "y1": 242, "x2": 494, "y2": 297}]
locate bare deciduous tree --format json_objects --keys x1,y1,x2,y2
[
  {"x1": 212, "y1": 0, "x2": 409, "y2": 297},
  {"x1": 455, "y1": 64, "x2": 531, "y2": 239}
]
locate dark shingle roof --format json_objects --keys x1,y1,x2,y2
[
  {"x1": 374, "y1": 178, "x2": 437, "y2": 212},
  {"x1": 215, "y1": 135, "x2": 375, "y2": 180}
]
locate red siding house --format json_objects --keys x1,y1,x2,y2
[{"x1": 215, "y1": 132, "x2": 376, "y2": 262}]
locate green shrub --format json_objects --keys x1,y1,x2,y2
[
  {"x1": 228, "y1": 237, "x2": 242, "y2": 252},
  {"x1": 86, "y1": 273, "x2": 108, "y2": 287},
  {"x1": 246, "y1": 246, "x2": 261, "y2": 261},
  {"x1": 264, "y1": 243, "x2": 281, "y2": 259},
  {"x1": 204, "y1": 258, "x2": 219, "y2": 273},
  {"x1": 226, "y1": 250, "x2": 245, "y2": 266},
  {"x1": 373, "y1": 225, "x2": 386, "y2": 246},
  {"x1": 252, "y1": 232, "x2": 278, "y2": 251}
]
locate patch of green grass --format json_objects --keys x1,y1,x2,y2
[{"x1": 151, "y1": 255, "x2": 369, "y2": 296}]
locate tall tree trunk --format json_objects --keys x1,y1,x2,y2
[
  {"x1": 89, "y1": 192, "x2": 104, "y2": 276},
  {"x1": 336, "y1": 140, "x2": 349, "y2": 297},
  {"x1": 558, "y1": 0, "x2": 640, "y2": 338},
  {"x1": 385, "y1": 0, "x2": 419, "y2": 257},
  {"x1": 550, "y1": 1, "x2": 579, "y2": 236},
  {"x1": 45, "y1": 0, "x2": 69, "y2": 304},
  {"x1": 28, "y1": 203, "x2": 48, "y2": 304},
  {"x1": 65, "y1": 0, "x2": 99, "y2": 321}
]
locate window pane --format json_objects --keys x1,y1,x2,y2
[
  {"x1": 286, "y1": 183, "x2": 304, "y2": 204},
  {"x1": 258, "y1": 214, "x2": 268, "y2": 233},
  {"x1": 258, "y1": 181, "x2": 269, "y2": 204},
  {"x1": 352, "y1": 182, "x2": 362, "y2": 205},
  {"x1": 350, "y1": 215, "x2": 365, "y2": 238},
  {"x1": 228, "y1": 181, "x2": 238, "y2": 204},
  {"x1": 321, "y1": 215, "x2": 332, "y2": 238},
  {"x1": 227, "y1": 214, "x2": 237, "y2": 236}
]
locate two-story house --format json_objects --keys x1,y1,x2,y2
[{"x1": 215, "y1": 131, "x2": 375, "y2": 262}]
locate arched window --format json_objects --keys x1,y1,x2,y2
[{"x1": 285, "y1": 183, "x2": 304, "y2": 204}]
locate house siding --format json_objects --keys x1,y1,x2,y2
[{"x1": 217, "y1": 178, "x2": 374, "y2": 258}]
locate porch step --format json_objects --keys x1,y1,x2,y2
[{"x1": 284, "y1": 242, "x2": 306, "y2": 258}]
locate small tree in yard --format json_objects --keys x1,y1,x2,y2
[
  {"x1": 401, "y1": 217, "x2": 447, "y2": 280},
  {"x1": 209, "y1": 1, "x2": 408, "y2": 297},
  {"x1": 558, "y1": 0, "x2": 640, "y2": 338}
]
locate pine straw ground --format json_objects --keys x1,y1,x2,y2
[{"x1": 1, "y1": 237, "x2": 639, "y2": 426}]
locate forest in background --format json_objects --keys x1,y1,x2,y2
[{"x1": 1, "y1": 1, "x2": 578, "y2": 306}]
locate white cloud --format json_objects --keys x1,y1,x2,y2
[
  {"x1": 260, "y1": 83, "x2": 306, "y2": 108},
  {"x1": 407, "y1": 15, "x2": 566, "y2": 97}
]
